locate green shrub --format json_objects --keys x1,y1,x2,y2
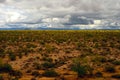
[
  {"x1": 107, "y1": 58, "x2": 115, "y2": 62},
  {"x1": 4, "y1": 63, "x2": 13, "y2": 72},
  {"x1": 112, "y1": 60, "x2": 120, "y2": 65},
  {"x1": 0, "y1": 48, "x2": 4, "y2": 53},
  {"x1": 26, "y1": 43, "x2": 37, "y2": 48},
  {"x1": 0, "y1": 75, "x2": 4, "y2": 80},
  {"x1": 10, "y1": 70, "x2": 22, "y2": 78},
  {"x1": 31, "y1": 71, "x2": 40, "y2": 77},
  {"x1": 104, "y1": 65, "x2": 115, "y2": 73},
  {"x1": 84, "y1": 65, "x2": 94, "y2": 76},
  {"x1": 26, "y1": 70, "x2": 32, "y2": 73},
  {"x1": 34, "y1": 63, "x2": 41, "y2": 70},
  {"x1": 71, "y1": 65, "x2": 86, "y2": 77},
  {"x1": 42, "y1": 62, "x2": 55, "y2": 68},
  {"x1": 111, "y1": 74, "x2": 120, "y2": 79},
  {"x1": 42, "y1": 57, "x2": 53, "y2": 62},
  {"x1": 18, "y1": 53, "x2": 23, "y2": 59},
  {"x1": 92, "y1": 56, "x2": 107, "y2": 63},
  {"x1": 71, "y1": 62, "x2": 87, "y2": 77},
  {"x1": 76, "y1": 42, "x2": 84, "y2": 50},
  {"x1": 39, "y1": 40, "x2": 45, "y2": 45},
  {"x1": 65, "y1": 49, "x2": 71, "y2": 53},
  {"x1": 9, "y1": 54, "x2": 16, "y2": 61},
  {"x1": 45, "y1": 44, "x2": 55, "y2": 53},
  {"x1": 42, "y1": 70, "x2": 59, "y2": 77},
  {"x1": 59, "y1": 60, "x2": 65, "y2": 65},
  {"x1": 0, "y1": 63, "x2": 13, "y2": 73},
  {"x1": 94, "y1": 71, "x2": 103, "y2": 77},
  {"x1": 0, "y1": 48, "x2": 5, "y2": 58},
  {"x1": 94, "y1": 43, "x2": 99, "y2": 48}
]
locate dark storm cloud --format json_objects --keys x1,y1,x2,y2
[{"x1": 64, "y1": 16, "x2": 94, "y2": 25}]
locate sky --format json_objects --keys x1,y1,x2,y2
[{"x1": 0, "y1": 0, "x2": 120, "y2": 29}]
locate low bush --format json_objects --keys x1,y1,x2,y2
[
  {"x1": 112, "y1": 60, "x2": 120, "y2": 65},
  {"x1": 9, "y1": 54, "x2": 16, "y2": 61},
  {"x1": 94, "y1": 71, "x2": 103, "y2": 77},
  {"x1": 42, "y1": 70, "x2": 59, "y2": 77},
  {"x1": 26, "y1": 70, "x2": 32, "y2": 73},
  {"x1": 71, "y1": 62, "x2": 87, "y2": 77},
  {"x1": 92, "y1": 56, "x2": 107, "y2": 63},
  {"x1": 31, "y1": 71, "x2": 40, "y2": 77},
  {"x1": 0, "y1": 52, "x2": 5, "y2": 58},
  {"x1": 0, "y1": 48, "x2": 4, "y2": 53},
  {"x1": 104, "y1": 65, "x2": 115, "y2": 73},
  {"x1": 111, "y1": 74, "x2": 120, "y2": 79},
  {"x1": 26, "y1": 43, "x2": 37, "y2": 48},
  {"x1": 42, "y1": 57, "x2": 53, "y2": 62},
  {"x1": 34, "y1": 63, "x2": 41, "y2": 70},
  {"x1": 18, "y1": 53, "x2": 23, "y2": 59},
  {"x1": 42, "y1": 62, "x2": 55, "y2": 68},
  {"x1": 10, "y1": 70, "x2": 22, "y2": 78},
  {"x1": 45, "y1": 44, "x2": 56, "y2": 53},
  {"x1": 0, "y1": 75, "x2": 4, "y2": 80},
  {"x1": 0, "y1": 63, "x2": 13, "y2": 73}
]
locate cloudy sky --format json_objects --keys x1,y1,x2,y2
[{"x1": 0, "y1": 0, "x2": 120, "y2": 29}]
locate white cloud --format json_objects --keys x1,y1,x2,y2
[{"x1": 0, "y1": 0, "x2": 120, "y2": 29}]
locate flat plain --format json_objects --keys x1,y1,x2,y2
[{"x1": 0, "y1": 30, "x2": 120, "y2": 80}]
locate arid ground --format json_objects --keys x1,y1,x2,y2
[{"x1": 0, "y1": 30, "x2": 120, "y2": 80}]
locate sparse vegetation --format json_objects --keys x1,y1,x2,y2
[
  {"x1": 94, "y1": 71, "x2": 103, "y2": 77},
  {"x1": 0, "y1": 30, "x2": 119, "y2": 79},
  {"x1": 71, "y1": 59, "x2": 87, "y2": 77},
  {"x1": 34, "y1": 63, "x2": 41, "y2": 70},
  {"x1": 31, "y1": 71, "x2": 40, "y2": 77},
  {"x1": 0, "y1": 75, "x2": 4, "y2": 80},
  {"x1": 42, "y1": 70, "x2": 59, "y2": 77},
  {"x1": 112, "y1": 60, "x2": 120, "y2": 65},
  {"x1": 0, "y1": 63, "x2": 13, "y2": 73},
  {"x1": 10, "y1": 70, "x2": 22, "y2": 78},
  {"x1": 42, "y1": 62, "x2": 55, "y2": 69},
  {"x1": 104, "y1": 65, "x2": 116, "y2": 73},
  {"x1": 111, "y1": 74, "x2": 120, "y2": 79},
  {"x1": 9, "y1": 53, "x2": 16, "y2": 61}
]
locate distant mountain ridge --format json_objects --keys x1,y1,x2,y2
[{"x1": 0, "y1": 27, "x2": 120, "y2": 30}]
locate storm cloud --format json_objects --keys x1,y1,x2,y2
[{"x1": 0, "y1": 0, "x2": 120, "y2": 29}]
